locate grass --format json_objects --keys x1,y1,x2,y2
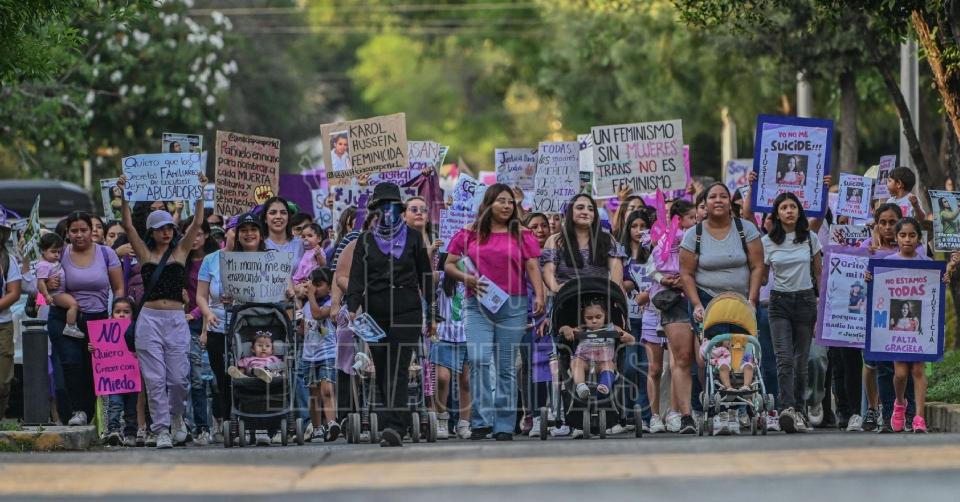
[{"x1": 929, "y1": 350, "x2": 960, "y2": 403}]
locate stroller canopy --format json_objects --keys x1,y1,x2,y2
[
  {"x1": 703, "y1": 292, "x2": 757, "y2": 337},
  {"x1": 551, "y1": 277, "x2": 629, "y2": 331}
]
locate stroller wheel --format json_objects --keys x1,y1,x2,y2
[
  {"x1": 751, "y1": 415, "x2": 758, "y2": 436},
  {"x1": 760, "y1": 415, "x2": 768, "y2": 436},
  {"x1": 633, "y1": 405, "x2": 643, "y2": 438},
  {"x1": 369, "y1": 413, "x2": 380, "y2": 444},
  {"x1": 581, "y1": 410, "x2": 591, "y2": 439},
  {"x1": 598, "y1": 411, "x2": 607, "y2": 439},
  {"x1": 349, "y1": 413, "x2": 362, "y2": 444},
  {"x1": 426, "y1": 412, "x2": 438, "y2": 443},
  {"x1": 410, "y1": 412, "x2": 421, "y2": 443},
  {"x1": 223, "y1": 420, "x2": 233, "y2": 448},
  {"x1": 280, "y1": 419, "x2": 289, "y2": 446},
  {"x1": 238, "y1": 420, "x2": 247, "y2": 447},
  {"x1": 295, "y1": 418, "x2": 305, "y2": 446},
  {"x1": 700, "y1": 416, "x2": 709, "y2": 437},
  {"x1": 539, "y1": 407, "x2": 549, "y2": 440}
]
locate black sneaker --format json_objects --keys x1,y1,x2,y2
[
  {"x1": 779, "y1": 408, "x2": 798, "y2": 434},
  {"x1": 877, "y1": 422, "x2": 895, "y2": 434},
  {"x1": 326, "y1": 421, "x2": 341, "y2": 442},
  {"x1": 493, "y1": 432, "x2": 513, "y2": 441},
  {"x1": 678, "y1": 415, "x2": 697, "y2": 434},
  {"x1": 379, "y1": 428, "x2": 403, "y2": 447},
  {"x1": 862, "y1": 409, "x2": 879, "y2": 432},
  {"x1": 470, "y1": 427, "x2": 493, "y2": 440}
]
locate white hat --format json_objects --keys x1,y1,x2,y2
[{"x1": 146, "y1": 210, "x2": 175, "y2": 230}]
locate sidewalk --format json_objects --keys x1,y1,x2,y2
[
  {"x1": 0, "y1": 424, "x2": 97, "y2": 452},
  {"x1": 925, "y1": 402, "x2": 960, "y2": 432}
]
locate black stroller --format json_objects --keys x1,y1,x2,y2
[
  {"x1": 222, "y1": 303, "x2": 305, "y2": 447},
  {"x1": 539, "y1": 277, "x2": 641, "y2": 440}
]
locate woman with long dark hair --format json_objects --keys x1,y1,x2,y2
[
  {"x1": 619, "y1": 209, "x2": 654, "y2": 432},
  {"x1": 445, "y1": 183, "x2": 544, "y2": 441},
  {"x1": 761, "y1": 192, "x2": 822, "y2": 433},
  {"x1": 261, "y1": 196, "x2": 304, "y2": 266},
  {"x1": 542, "y1": 193, "x2": 626, "y2": 293}
]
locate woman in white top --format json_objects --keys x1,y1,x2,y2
[{"x1": 760, "y1": 192, "x2": 822, "y2": 434}]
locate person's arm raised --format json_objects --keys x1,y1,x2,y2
[{"x1": 116, "y1": 176, "x2": 151, "y2": 262}]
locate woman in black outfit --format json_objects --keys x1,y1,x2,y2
[{"x1": 345, "y1": 183, "x2": 434, "y2": 447}]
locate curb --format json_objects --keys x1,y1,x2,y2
[
  {"x1": 0, "y1": 426, "x2": 98, "y2": 452},
  {"x1": 925, "y1": 402, "x2": 960, "y2": 432}
]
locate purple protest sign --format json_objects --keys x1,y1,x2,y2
[
  {"x1": 814, "y1": 246, "x2": 870, "y2": 349},
  {"x1": 88, "y1": 318, "x2": 141, "y2": 396},
  {"x1": 865, "y1": 259, "x2": 946, "y2": 362}
]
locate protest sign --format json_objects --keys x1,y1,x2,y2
[
  {"x1": 214, "y1": 131, "x2": 280, "y2": 216},
  {"x1": 100, "y1": 178, "x2": 121, "y2": 220},
  {"x1": 751, "y1": 115, "x2": 833, "y2": 217},
  {"x1": 930, "y1": 190, "x2": 960, "y2": 252},
  {"x1": 121, "y1": 153, "x2": 205, "y2": 202},
  {"x1": 724, "y1": 159, "x2": 752, "y2": 194},
  {"x1": 874, "y1": 155, "x2": 896, "y2": 200},
  {"x1": 220, "y1": 250, "x2": 295, "y2": 303},
  {"x1": 310, "y1": 187, "x2": 329, "y2": 218},
  {"x1": 495, "y1": 148, "x2": 537, "y2": 194},
  {"x1": 321, "y1": 113, "x2": 408, "y2": 184},
  {"x1": 369, "y1": 140, "x2": 442, "y2": 185},
  {"x1": 88, "y1": 318, "x2": 141, "y2": 396},
  {"x1": 438, "y1": 209, "x2": 476, "y2": 252},
  {"x1": 828, "y1": 225, "x2": 871, "y2": 248},
  {"x1": 815, "y1": 247, "x2": 870, "y2": 349},
  {"x1": 449, "y1": 174, "x2": 486, "y2": 214},
  {"x1": 162, "y1": 132, "x2": 202, "y2": 153},
  {"x1": 203, "y1": 182, "x2": 215, "y2": 208},
  {"x1": 866, "y1": 259, "x2": 945, "y2": 362},
  {"x1": 590, "y1": 119, "x2": 686, "y2": 198},
  {"x1": 18, "y1": 196, "x2": 41, "y2": 262},
  {"x1": 666, "y1": 145, "x2": 693, "y2": 201},
  {"x1": 837, "y1": 174, "x2": 873, "y2": 220},
  {"x1": 533, "y1": 141, "x2": 579, "y2": 214},
  {"x1": 330, "y1": 184, "x2": 417, "y2": 223}
]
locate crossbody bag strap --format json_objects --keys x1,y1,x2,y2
[
  {"x1": 733, "y1": 217, "x2": 749, "y2": 258},
  {"x1": 695, "y1": 223, "x2": 703, "y2": 255}
]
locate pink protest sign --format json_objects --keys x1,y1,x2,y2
[{"x1": 88, "y1": 318, "x2": 141, "y2": 396}]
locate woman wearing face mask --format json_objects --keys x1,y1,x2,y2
[
  {"x1": 261, "y1": 196, "x2": 304, "y2": 267},
  {"x1": 345, "y1": 183, "x2": 435, "y2": 447}
]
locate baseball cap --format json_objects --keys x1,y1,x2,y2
[
  {"x1": 234, "y1": 212, "x2": 260, "y2": 229},
  {"x1": 146, "y1": 210, "x2": 175, "y2": 230}
]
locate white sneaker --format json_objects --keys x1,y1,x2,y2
[
  {"x1": 649, "y1": 414, "x2": 666, "y2": 433},
  {"x1": 728, "y1": 414, "x2": 741, "y2": 435},
  {"x1": 146, "y1": 431, "x2": 157, "y2": 447},
  {"x1": 712, "y1": 412, "x2": 728, "y2": 436},
  {"x1": 570, "y1": 428, "x2": 584, "y2": 439},
  {"x1": 808, "y1": 404, "x2": 824, "y2": 427},
  {"x1": 550, "y1": 424, "x2": 571, "y2": 437},
  {"x1": 738, "y1": 410, "x2": 750, "y2": 429},
  {"x1": 359, "y1": 431, "x2": 370, "y2": 442},
  {"x1": 156, "y1": 431, "x2": 173, "y2": 449},
  {"x1": 606, "y1": 423, "x2": 628, "y2": 435},
  {"x1": 576, "y1": 383, "x2": 590, "y2": 400},
  {"x1": 62, "y1": 324, "x2": 86, "y2": 339},
  {"x1": 665, "y1": 411, "x2": 682, "y2": 433},
  {"x1": 846, "y1": 414, "x2": 864, "y2": 432},
  {"x1": 304, "y1": 422, "x2": 314, "y2": 443},
  {"x1": 436, "y1": 420, "x2": 449, "y2": 440},
  {"x1": 766, "y1": 411, "x2": 781, "y2": 432},
  {"x1": 194, "y1": 430, "x2": 211, "y2": 446},
  {"x1": 456, "y1": 420, "x2": 471, "y2": 439},
  {"x1": 529, "y1": 416, "x2": 542, "y2": 437},
  {"x1": 256, "y1": 433, "x2": 272, "y2": 446},
  {"x1": 271, "y1": 432, "x2": 282, "y2": 444},
  {"x1": 67, "y1": 411, "x2": 88, "y2": 426},
  {"x1": 171, "y1": 415, "x2": 189, "y2": 445}
]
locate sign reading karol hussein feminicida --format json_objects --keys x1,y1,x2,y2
[
  {"x1": 321, "y1": 113, "x2": 408, "y2": 184},
  {"x1": 214, "y1": 131, "x2": 280, "y2": 216}
]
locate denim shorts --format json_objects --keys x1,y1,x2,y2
[
  {"x1": 304, "y1": 359, "x2": 337, "y2": 386},
  {"x1": 660, "y1": 297, "x2": 691, "y2": 325},
  {"x1": 429, "y1": 340, "x2": 468, "y2": 374}
]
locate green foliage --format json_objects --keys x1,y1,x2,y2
[{"x1": 929, "y1": 350, "x2": 960, "y2": 403}]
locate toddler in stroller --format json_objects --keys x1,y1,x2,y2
[
  {"x1": 559, "y1": 297, "x2": 635, "y2": 400},
  {"x1": 227, "y1": 332, "x2": 285, "y2": 384}
]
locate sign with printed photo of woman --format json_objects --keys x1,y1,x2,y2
[
  {"x1": 837, "y1": 174, "x2": 873, "y2": 220},
  {"x1": 751, "y1": 115, "x2": 833, "y2": 218},
  {"x1": 865, "y1": 259, "x2": 946, "y2": 362},
  {"x1": 815, "y1": 247, "x2": 870, "y2": 348},
  {"x1": 930, "y1": 190, "x2": 960, "y2": 251}
]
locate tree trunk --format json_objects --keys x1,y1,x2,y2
[
  {"x1": 912, "y1": 10, "x2": 960, "y2": 151},
  {"x1": 838, "y1": 71, "x2": 858, "y2": 173},
  {"x1": 872, "y1": 61, "x2": 937, "y2": 187}
]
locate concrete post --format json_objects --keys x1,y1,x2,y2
[
  {"x1": 899, "y1": 39, "x2": 919, "y2": 170},
  {"x1": 797, "y1": 72, "x2": 813, "y2": 118}
]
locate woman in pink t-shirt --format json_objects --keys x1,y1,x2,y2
[{"x1": 444, "y1": 184, "x2": 545, "y2": 440}]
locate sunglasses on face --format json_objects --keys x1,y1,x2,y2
[{"x1": 406, "y1": 207, "x2": 429, "y2": 214}]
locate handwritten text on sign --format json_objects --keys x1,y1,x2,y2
[
  {"x1": 369, "y1": 140, "x2": 442, "y2": 185},
  {"x1": 866, "y1": 261, "x2": 945, "y2": 362},
  {"x1": 439, "y1": 209, "x2": 476, "y2": 252},
  {"x1": 220, "y1": 250, "x2": 294, "y2": 303},
  {"x1": 495, "y1": 148, "x2": 537, "y2": 195},
  {"x1": 214, "y1": 131, "x2": 280, "y2": 216},
  {"x1": 121, "y1": 153, "x2": 205, "y2": 202},
  {"x1": 533, "y1": 141, "x2": 579, "y2": 213},
  {"x1": 590, "y1": 119, "x2": 685, "y2": 198},
  {"x1": 815, "y1": 248, "x2": 869, "y2": 349},
  {"x1": 751, "y1": 115, "x2": 832, "y2": 217},
  {"x1": 322, "y1": 113, "x2": 408, "y2": 183},
  {"x1": 88, "y1": 318, "x2": 141, "y2": 396}
]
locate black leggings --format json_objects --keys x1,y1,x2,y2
[
  {"x1": 830, "y1": 347, "x2": 862, "y2": 418},
  {"x1": 206, "y1": 332, "x2": 231, "y2": 418},
  {"x1": 368, "y1": 307, "x2": 422, "y2": 433}
]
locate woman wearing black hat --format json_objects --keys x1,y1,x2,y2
[{"x1": 345, "y1": 183, "x2": 434, "y2": 447}]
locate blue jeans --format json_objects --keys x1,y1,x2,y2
[
  {"x1": 294, "y1": 360, "x2": 311, "y2": 422},
  {"x1": 47, "y1": 308, "x2": 107, "y2": 422},
  {"x1": 622, "y1": 319, "x2": 651, "y2": 422},
  {"x1": 188, "y1": 320, "x2": 209, "y2": 432},
  {"x1": 756, "y1": 303, "x2": 779, "y2": 407},
  {"x1": 465, "y1": 295, "x2": 528, "y2": 434},
  {"x1": 107, "y1": 392, "x2": 138, "y2": 436}
]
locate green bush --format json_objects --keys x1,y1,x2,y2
[{"x1": 929, "y1": 350, "x2": 960, "y2": 403}]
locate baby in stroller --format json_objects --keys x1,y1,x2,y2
[
  {"x1": 700, "y1": 338, "x2": 755, "y2": 392},
  {"x1": 227, "y1": 332, "x2": 286, "y2": 384},
  {"x1": 559, "y1": 297, "x2": 635, "y2": 400}
]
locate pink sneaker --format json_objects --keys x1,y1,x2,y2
[
  {"x1": 891, "y1": 399, "x2": 907, "y2": 432},
  {"x1": 912, "y1": 416, "x2": 927, "y2": 433}
]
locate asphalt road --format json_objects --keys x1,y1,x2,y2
[{"x1": 1, "y1": 430, "x2": 958, "y2": 501}]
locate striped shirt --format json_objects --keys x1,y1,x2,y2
[{"x1": 330, "y1": 231, "x2": 360, "y2": 269}]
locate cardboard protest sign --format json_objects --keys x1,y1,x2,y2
[
  {"x1": 930, "y1": 190, "x2": 960, "y2": 252},
  {"x1": 220, "y1": 250, "x2": 295, "y2": 303},
  {"x1": 438, "y1": 209, "x2": 476, "y2": 252},
  {"x1": 667, "y1": 145, "x2": 693, "y2": 201},
  {"x1": 815, "y1": 247, "x2": 870, "y2": 349},
  {"x1": 751, "y1": 115, "x2": 833, "y2": 217},
  {"x1": 369, "y1": 140, "x2": 441, "y2": 185},
  {"x1": 495, "y1": 148, "x2": 537, "y2": 195},
  {"x1": 87, "y1": 318, "x2": 141, "y2": 396},
  {"x1": 321, "y1": 113, "x2": 408, "y2": 184},
  {"x1": 533, "y1": 141, "x2": 579, "y2": 214},
  {"x1": 121, "y1": 153, "x2": 206, "y2": 202},
  {"x1": 590, "y1": 119, "x2": 686, "y2": 198},
  {"x1": 828, "y1": 225, "x2": 871, "y2": 248},
  {"x1": 724, "y1": 159, "x2": 752, "y2": 194},
  {"x1": 162, "y1": 132, "x2": 202, "y2": 153},
  {"x1": 874, "y1": 155, "x2": 896, "y2": 200},
  {"x1": 449, "y1": 174, "x2": 486, "y2": 214},
  {"x1": 837, "y1": 174, "x2": 872, "y2": 220},
  {"x1": 866, "y1": 259, "x2": 945, "y2": 362},
  {"x1": 214, "y1": 131, "x2": 280, "y2": 216},
  {"x1": 310, "y1": 188, "x2": 329, "y2": 218}
]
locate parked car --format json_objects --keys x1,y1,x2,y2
[{"x1": 0, "y1": 179, "x2": 95, "y2": 227}]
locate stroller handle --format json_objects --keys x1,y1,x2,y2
[{"x1": 575, "y1": 329, "x2": 620, "y2": 341}]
